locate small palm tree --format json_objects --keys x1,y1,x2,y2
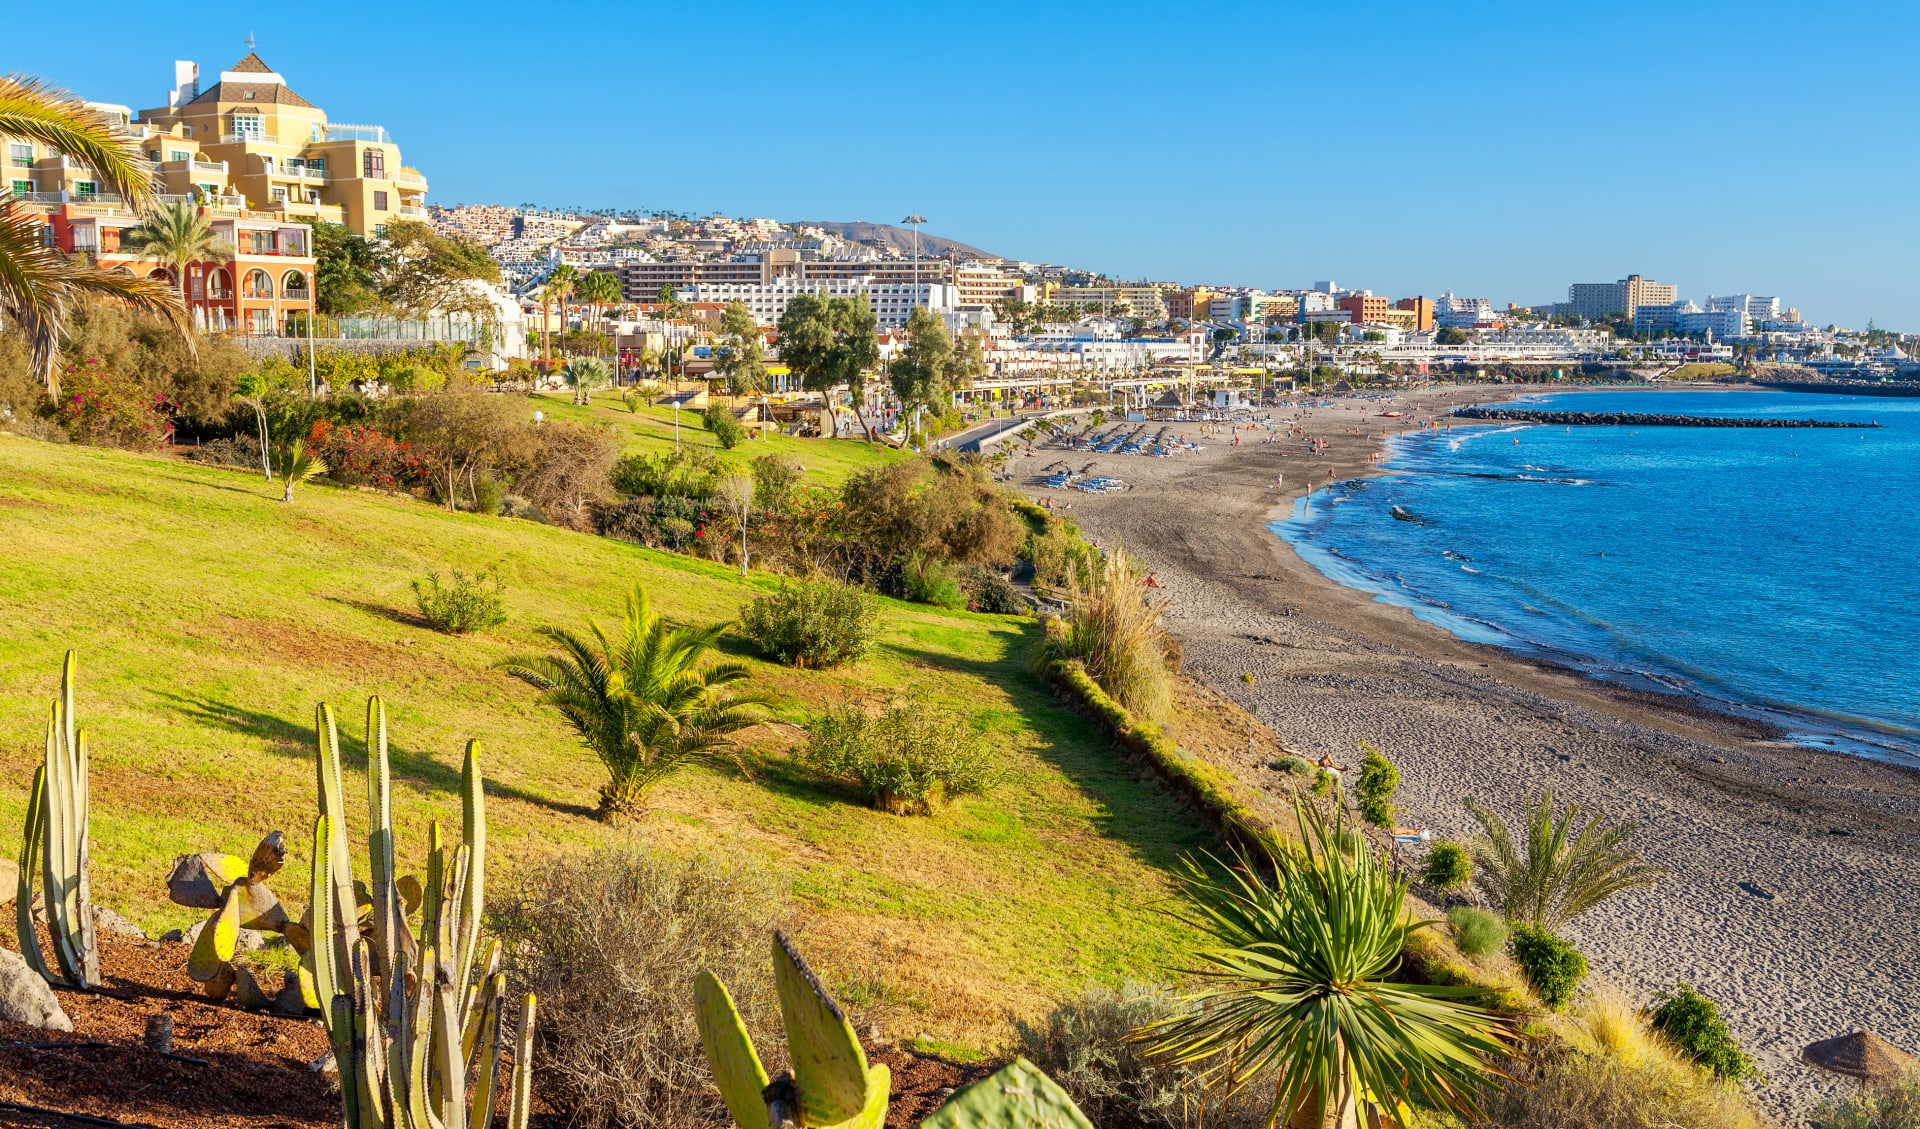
[
  {"x1": 0, "y1": 74, "x2": 189, "y2": 394},
  {"x1": 122, "y1": 200, "x2": 233, "y2": 308},
  {"x1": 1137, "y1": 801, "x2": 1511, "y2": 1129},
  {"x1": 272, "y1": 438, "x2": 326, "y2": 502},
  {"x1": 1465, "y1": 787, "x2": 1665, "y2": 931},
  {"x1": 498, "y1": 583, "x2": 769, "y2": 820},
  {"x1": 559, "y1": 356, "x2": 611, "y2": 406},
  {"x1": 538, "y1": 264, "x2": 579, "y2": 365}
]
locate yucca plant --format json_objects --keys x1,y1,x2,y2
[
  {"x1": 1135, "y1": 800, "x2": 1511, "y2": 1129},
  {"x1": 695, "y1": 932, "x2": 1093, "y2": 1129},
  {"x1": 1465, "y1": 787, "x2": 1666, "y2": 931},
  {"x1": 14, "y1": 651, "x2": 100, "y2": 989},
  {"x1": 498, "y1": 582, "x2": 769, "y2": 820},
  {"x1": 560, "y1": 356, "x2": 612, "y2": 405},
  {"x1": 307, "y1": 697, "x2": 535, "y2": 1129},
  {"x1": 272, "y1": 438, "x2": 328, "y2": 502}
]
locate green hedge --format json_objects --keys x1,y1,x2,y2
[{"x1": 1041, "y1": 657, "x2": 1283, "y2": 857}]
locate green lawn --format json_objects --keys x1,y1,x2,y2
[
  {"x1": 0, "y1": 435, "x2": 1207, "y2": 1045},
  {"x1": 530, "y1": 389, "x2": 906, "y2": 488}
]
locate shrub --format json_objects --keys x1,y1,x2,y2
[
  {"x1": 1447, "y1": 906, "x2": 1507, "y2": 959},
  {"x1": 411, "y1": 569, "x2": 508, "y2": 634},
  {"x1": 737, "y1": 577, "x2": 879, "y2": 669},
  {"x1": 1269, "y1": 755, "x2": 1314, "y2": 775},
  {"x1": 47, "y1": 359, "x2": 174, "y2": 449},
  {"x1": 1511, "y1": 924, "x2": 1587, "y2": 1010},
  {"x1": 1355, "y1": 744, "x2": 1399, "y2": 828},
  {"x1": 1311, "y1": 769, "x2": 1335, "y2": 796},
  {"x1": 611, "y1": 446, "x2": 724, "y2": 500},
  {"x1": 1028, "y1": 522, "x2": 1096, "y2": 589},
  {"x1": 750, "y1": 453, "x2": 803, "y2": 513},
  {"x1": 959, "y1": 565, "x2": 1024, "y2": 614},
  {"x1": 490, "y1": 848, "x2": 789, "y2": 1129},
  {"x1": 472, "y1": 469, "x2": 506, "y2": 515},
  {"x1": 516, "y1": 421, "x2": 619, "y2": 528},
  {"x1": 1422, "y1": 841, "x2": 1472, "y2": 892},
  {"x1": 1649, "y1": 984, "x2": 1760, "y2": 1083},
  {"x1": 187, "y1": 434, "x2": 261, "y2": 468},
  {"x1": 1813, "y1": 1072, "x2": 1920, "y2": 1129},
  {"x1": 597, "y1": 495, "x2": 703, "y2": 550},
  {"x1": 901, "y1": 553, "x2": 967, "y2": 610},
  {"x1": 803, "y1": 698, "x2": 997, "y2": 814},
  {"x1": 306, "y1": 420, "x2": 425, "y2": 490},
  {"x1": 1043, "y1": 542, "x2": 1171, "y2": 721},
  {"x1": 703, "y1": 401, "x2": 745, "y2": 448},
  {"x1": 1014, "y1": 982, "x2": 1272, "y2": 1129}
]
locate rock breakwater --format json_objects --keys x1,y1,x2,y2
[{"x1": 1451, "y1": 407, "x2": 1878, "y2": 428}]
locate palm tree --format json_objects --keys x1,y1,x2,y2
[
  {"x1": 538, "y1": 264, "x2": 579, "y2": 366},
  {"x1": 576, "y1": 269, "x2": 621, "y2": 351},
  {"x1": 271, "y1": 438, "x2": 326, "y2": 502},
  {"x1": 0, "y1": 74, "x2": 188, "y2": 394},
  {"x1": 559, "y1": 356, "x2": 610, "y2": 406},
  {"x1": 1137, "y1": 801, "x2": 1510, "y2": 1129},
  {"x1": 1465, "y1": 787, "x2": 1665, "y2": 932},
  {"x1": 122, "y1": 200, "x2": 233, "y2": 309},
  {"x1": 497, "y1": 583, "x2": 769, "y2": 820}
]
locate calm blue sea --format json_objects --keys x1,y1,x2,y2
[{"x1": 1273, "y1": 389, "x2": 1920, "y2": 763}]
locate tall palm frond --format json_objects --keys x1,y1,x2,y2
[
  {"x1": 122, "y1": 201, "x2": 233, "y2": 300},
  {"x1": 0, "y1": 74, "x2": 155, "y2": 208},
  {"x1": 1465, "y1": 787, "x2": 1666, "y2": 931},
  {"x1": 0, "y1": 198, "x2": 188, "y2": 394},
  {"x1": 497, "y1": 582, "x2": 769, "y2": 819},
  {"x1": 1137, "y1": 800, "x2": 1511, "y2": 1129}
]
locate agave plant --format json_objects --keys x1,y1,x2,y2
[
  {"x1": 1465, "y1": 787, "x2": 1666, "y2": 931},
  {"x1": 14, "y1": 651, "x2": 99, "y2": 989},
  {"x1": 306, "y1": 696, "x2": 535, "y2": 1129},
  {"x1": 696, "y1": 932, "x2": 1093, "y2": 1129},
  {"x1": 1135, "y1": 799, "x2": 1511, "y2": 1129}
]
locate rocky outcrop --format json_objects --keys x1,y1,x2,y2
[{"x1": 1451, "y1": 407, "x2": 1878, "y2": 428}]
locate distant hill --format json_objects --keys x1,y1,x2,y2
[{"x1": 791, "y1": 220, "x2": 997, "y2": 261}]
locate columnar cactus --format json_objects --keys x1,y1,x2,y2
[
  {"x1": 15, "y1": 652, "x2": 101, "y2": 990},
  {"x1": 307, "y1": 695, "x2": 534, "y2": 1129},
  {"x1": 695, "y1": 933, "x2": 1092, "y2": 1129}
]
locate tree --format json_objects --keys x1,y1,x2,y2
[
  {"x1": 539, "y1": 264, "x2": 579, "y2": 364},
  {"x1": 775, "y1": 292, "x2": 879, "y2": 439},
  {"x1": 1138, "y1": 800, "x2": 1510, "y2": 1129},
  {"x1": 714, "y1": 300, "x2": 766, "y2": 396},
  {"x1": 299, "y1": 219, "x2": 381, "y2": 315},
  {"x1": 122, "y1": 200, "x2": 234, "y2": 307},
  {"x1": 378, "y1": 219, "x2": 499, "y2": 318},
  {"x1": 560, "y1": 356, "x2": 611, "y2": 406},
  {"x1": 497, "y1": 582, "x2": 770, "y2": 820},
  {"x1": 888, "y1": 306, "x2": 955, "y2": 428},
  {"x1": 1465, "y1": 787, "x2": 1666, "y2": 931},
  {"x1": 233, "y1": 370, "x2": 275, "y2": 481},
  {"x1": 1435, "y1": 327, "x2": 1471, "y2": 346},
  {"x1": 576, "y1": 269, "x2": 622, "y2": 361},
  {"x1": 0, "y1": 74, "x2": 188, "y2": 393}
]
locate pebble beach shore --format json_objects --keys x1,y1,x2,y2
[{"x1": 1005, "y1": 385, "x2": 1920, "y2": 1123}]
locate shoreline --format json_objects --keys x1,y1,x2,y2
[{"x1": 1004, "y1": 383, "x2": 1920, "y2": 1122}]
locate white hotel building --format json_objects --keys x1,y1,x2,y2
[{"x1": 675, "y1": 279, "x2": 959, "y2": 330}]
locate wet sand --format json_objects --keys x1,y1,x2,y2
[{"x1": 1005, "y1": 385, "x2": 1920, "y2": 1122}]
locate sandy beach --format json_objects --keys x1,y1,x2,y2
[{"x1": 1004, "y1": 385, "x2": 1920, "y2": 1122}]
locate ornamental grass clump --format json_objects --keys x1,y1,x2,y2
[
  {"x1": 737, "y1": 577, "x2": 879, "y2": 669},
  {"x1": 1812, "y1": 1071, "x2": 1920, "y2": 1129},
  {"x1": 803, "y1": 699, "x2": 997, "y2": 815},
  {"x1": 1045, "y1": 542, "x2": 1172, "y2": 721},
  {"x1": 412, "y1": 568, "x2": 508, "y2": 634},
  {"x1": 1447, "y1": 906, "x2": 1507, "y2": 959}
]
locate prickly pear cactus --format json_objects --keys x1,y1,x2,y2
[{"x1": 916, "y1": 1058, "x2": 1095, "y2": 1129}]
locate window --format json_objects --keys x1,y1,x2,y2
[
  {"x1": 147, "y1": 150, "x2": 160, "y2": 162},
  {"x1": 363, "y1": 149, "x2": 384, "y2": 179},
  {"x1": 373, "y1": 190, "x2": 388, "y2": 211},
  {"x1": 231, "y1": 113, "x2": 263, "y2": 140},
  {"x1": 307, "y1": 157, "x2": 325, "y2": 173},
  {"x1": 198, "y1": 183, "x2": 219, "y2": 199},
  {"x1": 306, "y1": 189, "x2": 320, "y2": 203},
  {"x1": 73, "y1": 181, "x2": 96, "y2": 198},
  {"x1": 373, "y1": 223, "x2": 388, "y2": 239},
  {"x1": 271, "y1": 187, "x2": 287, "y2": 203},
  {"x1": 169, "y1": 149, "x2": 190, "y2": 163},
  {"x1": 10, "y1": 180, "x2": 29, "y2": 196},
  {"x1": 10, "y1": 143, "x2": 31, "y2": 167}
]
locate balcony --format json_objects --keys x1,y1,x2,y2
[
  {"x1": 193, "y1": 160, "x2": 226, "y2": 174},
  {"x1": 221, "y1": 133, "x2": 279, "y2": 145},
  {"x1": 394, "y1": 169, "x2": 426, "y2": 187},
  {"x1": 325, "y1": 123, "x2": 392, "y2": 144},
  {"x1": 398, "y1": 205, "x2": 426, "y2": 218},
  {"x1": 282, "y1": 164, "x2": 326, "y2": 180}
]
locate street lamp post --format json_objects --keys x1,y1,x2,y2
[
  {"x1": 306, "y1": 269, "x2": 318, "y2": 398},
  {"x1": 902, "y1": 212, "x2": 926, "y2": 313}
]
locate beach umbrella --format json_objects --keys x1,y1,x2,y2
[{"x1": 1802, "y1": 1030, "x2": 1918, "y2": 1087}]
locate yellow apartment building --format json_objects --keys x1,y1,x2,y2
[{"x1": 132, "y1": 53, "x2": 426, "y2": 237}]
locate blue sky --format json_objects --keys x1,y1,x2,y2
[{"x1": 18, "y1": 0, "x2": 1918, "y2": 327}]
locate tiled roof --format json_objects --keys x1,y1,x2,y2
[
  {"x1": 188, "y1": 81, "x2": 316, "y2": 110},
  {"x1": 229, "y1": 52, "x2": 274, "y2": 74}
]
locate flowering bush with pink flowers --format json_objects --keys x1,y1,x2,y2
[{"x1": 48, "y1": 359, "x2": 174, "y2": 450}]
